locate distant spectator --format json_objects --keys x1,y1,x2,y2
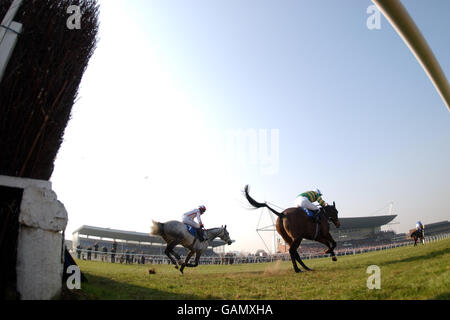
[
  {"x1": 102, "y1": 246, "x2": 108, "y2": 261},
  {"x1": 111, "y1": 248, "x2": 116, "y2": 263},
  {"x1": 102, "y1": 246, "x2": 108, "y2": 262},
  {"x1": 87, "y1": 246, "x2": 92, "y2": 260},
  {"x1": 125, "y1": 250, "x2": 130, "y2": 264},
  {"x1": 76, "y1": 244, "x2": 82, "y2": 259},
  {"x1": 93, "y1": 242, "x2": 99, "y2": 259}
]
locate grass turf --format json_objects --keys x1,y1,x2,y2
[{"x1": 67, "y1": 237, "x2": 450, "y2": 300}]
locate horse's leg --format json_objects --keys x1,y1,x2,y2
[
  {"x1": 289, "y1": 238, "x2": 302, "y2": 273},
  {"x1": 317, "y1": 233, "x2": 337, "y2": 262},
  {"x1": 165, "y1": 240, "x2": 181, "y2": 269},
  {"x1": 328, "y1": 237, "x2": 337, "y2": 261},
  {"x1": 180, "y1": 250, "x2": 196, "y2": 274},
  {"x1": 188, "y1": 252, "x2": 201, "y2": 267},
  {"x1": 293, "y1": 238, "x2": 312, "y2": 271},
  {"x1": 275, "y1": 217, "x2": 301, "y2": 273},
  {"x1": 171, "y1": 250, "x2": 183, "y2": 265}
]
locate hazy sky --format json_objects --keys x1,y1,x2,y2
[{"x1": 51, "y1": 0, "x2": 450, "y2": 253}]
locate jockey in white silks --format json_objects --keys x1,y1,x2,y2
[
  {"x1": 416, "y1": 221, "x2": 424, "y2": 234},
  {"x1": 182, "y1": 205, "x2": 206, "y2": 241}
]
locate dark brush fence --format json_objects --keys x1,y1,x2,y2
[
  {"x1": 0, "y1": 0, "x2": 99, "y2": 180},
  {"x1": 0, "y1": 186, "x2": 22, "y2": 299},
  {"x1": 0, "y1": 0, "x2": 99, "y2": 300}
]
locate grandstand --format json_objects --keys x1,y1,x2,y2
[
  {"x1": 71, "y1": 225, "x2": 228, "y2": 259},
  {"x1": 422, "y1": 220, "x2": 450, "y2": 236},
  {"x1": 328, "y1": 215, "x2": 397, "y2": 240}
]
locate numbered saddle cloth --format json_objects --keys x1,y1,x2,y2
[{"x1": 185, "y1": 224, "x2": 197, "y2": 237}]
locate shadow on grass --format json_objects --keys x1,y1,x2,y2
[
  {"x1": 378, "y1": 247, "x2": 450, "y2": 267},
  {"x1": 431, "y1": 292, "x2": 450, "y2": 300},
  {"x1": 64, "y1": 273, "x2": 221, "y2": 300}
]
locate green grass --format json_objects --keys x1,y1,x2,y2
[{"x1": 69, "y1": 238, "x2": 450, "y2": 300}]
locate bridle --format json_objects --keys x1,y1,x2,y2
[
  {"x1": 320, "y1": 206, "x2": 338, "y2": 224},
  {"x1": 205, "y1": 227, "x2": 226, "y2": 242}
]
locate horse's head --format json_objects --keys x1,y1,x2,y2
[
  {"x1": 323, "y1": 201, "x2": 340, "y2": 228},
  {"x1": 219, "y1": 225, "x2": 232, "y2": 245}
]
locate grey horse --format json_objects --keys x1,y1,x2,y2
[{"x1": 151, "y1": 220, "x2": 232, "y2": 274}]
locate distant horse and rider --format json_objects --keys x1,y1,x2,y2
[
  {"x1": 410, "y1": 221, "x2": 425, "y2": 246},
  {"x1": 244, "y1": 185, "x2": 340, "y2": 273},
  {"x1": 150, "y1": 205, "x2": 232, "y2": 274}
]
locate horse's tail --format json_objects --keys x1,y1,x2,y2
[
  {"x1": 244, "y1": 185, "x2": 284, "y2": 218},
  {"x1": 150, "y1": 220, "x2": 164, "y2": 236}
]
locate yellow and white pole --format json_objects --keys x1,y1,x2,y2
[
  {"x1": 0, "y1": 0, "x2": 24, "y2": 83},
  {"x1": 372, "y1": 0, "x2": 450, "y2": 112}
]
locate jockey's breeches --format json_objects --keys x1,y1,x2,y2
[
  {"x1": 182, "y1": 216, "x2": 201, "y2": 229},
  {"x1": 295, "y1": 196, "x2": 319, "y2": 211}
]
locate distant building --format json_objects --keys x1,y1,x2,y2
[
  {"x1": 328, "y1": 215, "x2": 397, "y2": 240},
  {"x1": 423, "y1": 220, "x2": 450, "y2": 235}
]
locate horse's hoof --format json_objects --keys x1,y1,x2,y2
[
  {"x1": 295, "y1": 269, "x2": 302, "y2": 273},
  {"x1": 174, "y1": 265, "x2": 178, "y2": 269},
  {"x1": 332, "y1": 257, "x2": 337, "y2": 262}
]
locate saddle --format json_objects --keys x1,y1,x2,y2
[
  {"x1": 299, "y1": 208, "x2": 321, "y2": 240},
  {"x1": 185, "y1": 224, "x2": 204, "y2": 241},
  {"x1": 300, "y1": 208, "x2": 321, "y2": 222}
]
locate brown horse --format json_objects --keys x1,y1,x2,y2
[
  {"x1": 410, "y1": 229, "x2": 424, "y2": 246},
  {"x1": 244, "y1": 185, "x2": 341, "y2": 273}
]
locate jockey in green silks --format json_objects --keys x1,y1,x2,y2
[{"x1": 295, "y1": 189, "x2": 327, "y2": 223}]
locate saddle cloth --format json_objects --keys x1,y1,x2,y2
[
  {"x1": 185, "y1": 224, "x2": 197, "y2": 237},
  {"x1": 299, "y1": 207, "x2": 320, "y2": 240}
]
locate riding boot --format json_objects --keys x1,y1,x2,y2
[
  {"x1": 196, "y1": 228, "x2": 205, "y2": 241},
  {"x1": 305, "y1": 209, "x2": 320, "y2": 224}
]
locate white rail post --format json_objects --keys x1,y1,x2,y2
[{"x1": 0, "y1": 0, "x2": 23, "y2": 83}]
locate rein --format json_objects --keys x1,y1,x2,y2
[
  {"x1": 314, "y1": 208, "x2": 337, "y2": 240},
  {"x1": 320, "y1": 207, "x2": 335, "y2": 223},
  {"x1": 205, "y1": 227, "x2": 223, "y2": 242}
]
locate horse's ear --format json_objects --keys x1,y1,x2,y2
[
  {"x1": 333, "y1": 201, "x2": 335, "y2": 207},
  {"x1": 224, "y1": 225, "x2": 227, "y2": 229}
]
